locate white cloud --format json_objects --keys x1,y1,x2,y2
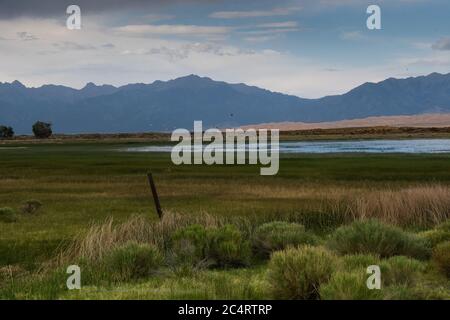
[
  {"x1": 209, "y1": 7, "x2": 301, "y2": 19},
  {"x1": 340, "y1": 31, "x2": 365, "y2": 41},
  {"x1": 256, "y1": 21, "x2": 298, "y2": 28},
  {"x1": 432, "y1": 37, "x2": 450, "y2": 51},
  {"x1": 114, "y1": 24, "x2": 232, "y2": 37}
]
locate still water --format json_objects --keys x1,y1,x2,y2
[{"x1": 124, "y1": 139, "x2": 450, "y2": 154}]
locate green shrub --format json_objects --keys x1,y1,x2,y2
[
  {"x1": 208, "y1": 225, "x2": 251, "y2": 267},
  {"x1": 385, "y1": 284, "x2": 450, "y2": 300},
  {"x1": 252, "y1": 221, "x2": 318, "y2": 258},
  {"x1": 267, "y1": 246, "x2": 338, "y2": 300},
  {"x1": 341, "y1": 254, "x2": 381, "y2": 271},
  {"x1": 170, "y1": 224, "x2": 210, "y2": 266},
  {"x1": 320, "y1": 270, "x2": 383, "y2": 300},
  {"x1": 436, "y1": 219, "x2": 450, "y2": 232},
  {"x1": 21, "y1": 200, "x2": 42, "y2": 215},
  {"x1": 419, "y1": 229, "x2": 450, "y2": 247},
  {"x1": 419, "y1": 219, "x2": 450, "y2": 247},
  {"x1": 327, "y1": 220, "x2": 430, "y2": 260},
  {"x1": 170, "y1": 224, "x2": 250, "y2": 268},
  {"x1": 432, "y1": 241, "x2": 450, "y2": 278},
  {"x1": 101, "y1": 242, "x2": 163, "y2": 282},
  {"x1": 380, "y1": 256, "x2": 425, "y2": 286},
  {"x1": 0, "y1": 208, "x2": 18, "y2": 223}
]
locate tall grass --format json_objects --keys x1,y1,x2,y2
[
  {"x1": 60, "y1": 212, "x2": 222, "y2": 264},
  {"x1": 321, "y1": 185, "x2": 450, "y2": 228}
]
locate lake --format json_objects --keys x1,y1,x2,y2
[{"x1": 123, "y1": 139, "x2": 450, "y2": 154}]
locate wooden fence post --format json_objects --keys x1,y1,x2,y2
[{"x1": 147, "y1": 173, "x2": 163, "y2": 219}]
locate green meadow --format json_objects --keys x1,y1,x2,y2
[{"x1": 0, "y1": 142, "x2": 449, "y2": 299}]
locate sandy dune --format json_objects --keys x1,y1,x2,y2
[{"x1": 243, "y1": 113, "x2": 450, "y2": 131}]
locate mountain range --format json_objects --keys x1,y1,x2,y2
[{"x1": 1, "y1": 72, "x2": 450, "y2": 134}]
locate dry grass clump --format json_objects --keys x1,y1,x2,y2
[
  {"x1": 323, "y1": 185, "x2": 450, "y2": 227},
  {"x1": 61, "y1": 212, "x2": 222, "y2": 264}
]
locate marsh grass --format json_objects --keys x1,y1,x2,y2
[{"x1": 2, "y1": 144, "x2": 450, "y2": 299}]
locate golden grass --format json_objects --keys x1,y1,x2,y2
[
  {"x1": 57, "y1": 184, "x2": 450, "y2": 267},
  {"x1": 335, "y1": 185, "x2": 450, "y2": 227},
  {"x1": 60, "y1": 212, "x2": 222, "y2": 264}
]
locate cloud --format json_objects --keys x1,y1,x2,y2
[
  {"x1": 256, "y1": 21, "x2": 298, "y2": 28},
  {"x1": 0, "y1": 0, "x2": 214, "y2": 19},
  {"x1": 114, "y1": 24, "x2": 232, "y2": 37},
  {"x1": 122, "y1": 43, "x2": 256, "y2": 61},
  {"x1": 52, "y1": 41, "x2": 96, "y2": 51},
  {"x1": 17, "y1": 31, "x2": 38, "y2": 41},
  {"x1": 243, "y1": 35, "x2": 279, "y2": 43},
  {"x1": 432, "y1": 37, "x2": 450, "y2": 51},
  {"x1": 101, "y1": 43, "x2": 115, "y2": 49},
  {"x1": 210, "y1": 7, "x2": 301, "y2": 19},
  {"x1": 340, "y1": 31, "x2": 365, "y2": 41}
]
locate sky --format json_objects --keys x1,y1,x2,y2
[{"x1": 0, "y1": 0, "x2": 449, "y2": 98}]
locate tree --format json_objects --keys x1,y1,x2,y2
[
  {"x1": 0, "y1": 125, "x2": 14, "y2": 139},
  {"x1": 32, "y1": 121, "x2": 52, "y2": 139}
]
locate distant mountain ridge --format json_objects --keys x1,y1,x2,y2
[{"x1": 1, "y1": 73, "x2": 450, "y2": 134}]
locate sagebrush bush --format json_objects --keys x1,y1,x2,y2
[
  {"x1": 320, "y1": 270, "x2": 383, "y2": 300},
  {"x1": 341, "y1": 254, "x2": 381, "y2": 271},
  {"x1": 384, "y1": 284, "x2": 450, "y2": 300},
  {"x1": 267, "y1": 246, "x2": 338, "y2": 300},
  {"x1": 327, "y1": 220, "x2": 430, "y2": 259},
  {"x1": 208, "y1": 225, "x2": 251, "y2": 267},
  {"x1": 252, "y1": 221, "x2": 318, "y2": 258},
  {"x1": 419, "y1": 219, "x2": 450, "y2": 247},
  {"x1": 380, "y1": 256, "x2": 425, "y2": 286},
  {"x1": 101, "y1": 242, "x2": 163, "y2": 282},
  {"x1": 170, "y1": 224, "x2": 210, "y2": 266},
  {"x1": 432, "y1": 241, "x2": 450, "y2": 278},
  {"x1": 170, "y1": 224, "x2": 250, "y2": 268},
  {"x1": 0, "y1": 207, "x2": 17, "y2": 223}
]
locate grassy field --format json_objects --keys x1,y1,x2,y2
[{"x1": 0, "y1": 142, "x2": 449, "y2": 299}]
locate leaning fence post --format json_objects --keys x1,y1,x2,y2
[{"x1": 147, "y1": 173, "x2": 163, "y2": 219}]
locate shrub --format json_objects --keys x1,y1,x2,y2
[
  {"x1": 341, "y1": 254, "x2": 381, "y2": 271},
  {"x1": 170, "y1": 224, "x2": 251, "y2": 268},
  {"x1": 170, "y1": 224, "x2": 211, "y2": 266},
  {"x1": 432, "y1": 241, "x2": 450, "y2": 278},
  {"x1": 0, "y1": 208, "x2": 18, "y2": 223},
  {"x1": 32, "y1": 121, "x2": 52, "y2": 139},
  {"x1": 320, "y1": 270, "x2": 383, "y2": 300},
  {"x1": 208, "y1": 225, "x2": 251, "y2": 267},
  {"x1": 101, "y1": 242, "x2": 163, "y2": 282},
  {"x1": 419, "y1": 219, "x2": 450, "y2": 247},
  {"x1": 419, "y1": 229, "x2": 450, "y2": 248},
  {"x1": 252, "y1": 221, "x2": 318, "y2": 258},
  {"x1": 21, "y1": 200, "x2": 42, "y2": 215},
  {"x1": 327, "y1": 220, "x2": 431, "y2": 260},
  {"x1": 385, "y1": 284, "x2": 450, "y2": 300},
  {"x1": 380, "y1": 256, "x2": 425, "y2": 286},
  {"x1": 267, "y1": 246, "x2": 338, "y2": 300}
]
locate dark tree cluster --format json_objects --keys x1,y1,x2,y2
[
  {"x1": 32, "y1": 121, "x2": 52, "y2": 139},
  {"x1": 0, "y1": 125, "x2": 14, "y2": 139}
]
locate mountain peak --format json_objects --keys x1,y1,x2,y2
[
  {"x1": 11, "y1": 80, "x2": 26, "y2": 88},
  {"x1": 173, "y1": 74, "x2": 213, "y2": 82},
  {"x1": 82, "y1": 82, "x2": 97, "y2": 89}
]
